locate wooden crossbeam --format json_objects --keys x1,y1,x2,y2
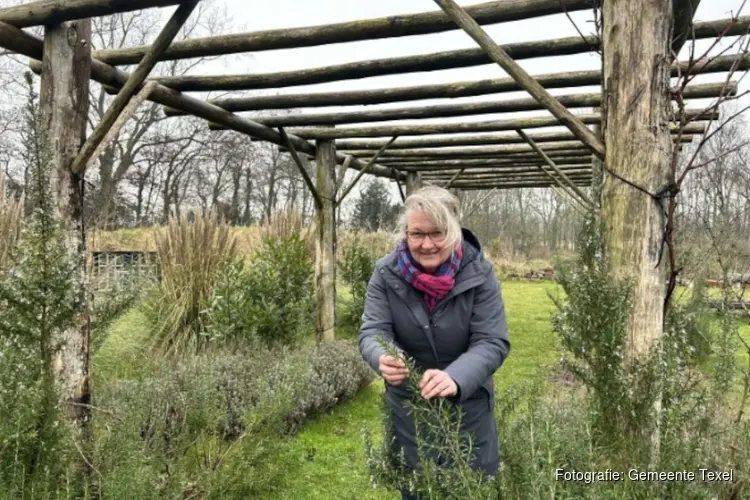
[
  {"x1": 517, "y1": 129, "x2": 592, "y2": 204},
  {"x1": 336, "y1": 131, "x2": 699, "y2": 150},
  {"x1": 279, "y1": 127, "x2": 322, "y2": 210},
  {"x1": 0, "y1": 0, "x2": 187, "y2": 28},
  {"x1": 452, "y1": 179, "x2": 592, "y2": 190},
  {"x1": 93, "y1": 0, "x2": 591, "y2": 65},
  {"x1": 392, "y1": 158, "x2": 592, "y2": 170},
  {"x1": 81, "y1": 81, "x2": 158, "y2": 174},
  {"x1": 162, "y1": 54, "x2": 748, "y2": 111},
  {"x1": 286, "y1": 111, "x2": 718, "y2": 139},
  {"x1": 207, "y1": 83, "x2": 730, "y2": 129},
  {"x1": 342, "y1": 141, "x2": 589, "y2": 157},
  {"x1": 443, "y1": 168, "x2": 466, "y2": 189},
  {"x1": 337, "y1": 136, "x2": 398, "y2": 203},
  {"x1": 424, "y1": 166, "x2": 591, "y2": 177},
  {"x1": 334, "y1": 155, "x2": 353, "y2": 195},
  {"x1": 433, "y1": 0, "x2": 603, "y2": 159},
  {"x1": 70, "y1": 1, "x2": 199, "y2": 174},
  {"x1": 7, "y1": 23, "x2": 406, "y2": 183}
]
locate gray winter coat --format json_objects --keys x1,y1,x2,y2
[{"x1": 358, "y1": 228, "x2": 510, "y2": 475}]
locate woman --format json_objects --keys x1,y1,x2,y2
[{"x1": 358, "y1": 186, "x2": 510, "y2": 499}]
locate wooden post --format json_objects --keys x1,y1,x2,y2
[
  {"x1": 315, "y1": 138, "x2": 337, "y2": 342},
  {"x1": 406, "y1": 171, "x2": 423, "y2": 196},
  {"x1": 39, "y1": 19, "x2": 92, "y2": 425},
  {"x1": 602, "y1": 1, "x2": 673, "y2": 362}
]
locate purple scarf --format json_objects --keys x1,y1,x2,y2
[{"x1": 396, "y1": 239, "x2": 462, "y2": 314}]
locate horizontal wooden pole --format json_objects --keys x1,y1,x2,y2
[
  {"x1": 424, "y1": 166, "x2": 591, "y2": 177},
  {"x1": 0, "y1": 0, "x2": 186, "y2": 28},
  {"x1": 93, "y1": 0, "x2": 592, "y2": 65},
  {"x1": 354, "y1": 150, "x2": 593, "y2": 162},
  {"x1": 341, "y1": 141, "x2": 590, "y2": 157},
  {"x1": 207, "y1": 83, "x2": 728, "y2": 129},
  {"x1": 432, "y1": 175, "x2": 594, "y2": 185},
  {"x1": 430, "y1": 176, "x2": 594, "y2": 186},
  {"x1": 6, "y1": 22, "x2": 405, "y2": 183},
  {"x1": 154, "y1": 30, "x2": 749, "y2": 98},
  {"x1": 155, "y1": 35, "x2": 597, "y2": 93},
  {"x1": 390, "y1": 157, "x2": 593, "y2": 170},
  {"x1": 396, "y1": 162, "x2": 591, "y2": 174},
  {"x1": 338, "y1": 132, "x2": 697, "y2": 150},
  {"x1": 445, "y1": 179, "x2": 592, "y2": 190},
  {"x1": 280, "y1": 111, "x2": 719, "y2": 139}
]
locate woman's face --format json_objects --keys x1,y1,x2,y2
[{"x1": 406, "y1": 210, "x2": 452, "y2": 273}]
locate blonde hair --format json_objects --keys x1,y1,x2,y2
[{"x1": 394, "y1": 185, "x2": 463, "y2": 251}]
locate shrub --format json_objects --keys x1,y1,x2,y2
[
  {"x1": 0, "y1": 73, "x2": 81, "y2": 498},
  {"x1": 339, "y1": 232, "x2": 378, "y2": 328},
  {"x1": 207, "y1": 233, "x2": 314, "y2": 347},
  {"x1": 363, "y1": 340, "x2": 497, "y2": 499},
  {"x1": 89, "y1": 340, "x2": 373, "y2": 498},
  {"x1": 143, "y1": 209, "x2": 238, "y2": 355}
]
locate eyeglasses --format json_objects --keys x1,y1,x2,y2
[{"x1": 406, "y1": 230, "x2": 446, "y2": 243}]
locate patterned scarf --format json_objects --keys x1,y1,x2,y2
[{"x1": 396, "y1": 239, "x2": 462, "y2": 314}]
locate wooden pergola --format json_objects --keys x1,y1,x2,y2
[{"x1": 0, "y1": 0, "x2": 741, "y2": 423}]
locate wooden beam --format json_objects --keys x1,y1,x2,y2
[
  {"x1": 93, "y1": 0, "x2": 592, "y2": 65},
  {"x1": 335, "y1": 130, "x2": 700, "y2": 150},
  {"x1": 425, "y1": 170, "x2": 593, "y2": 180},
  {"x1": 162, "y1": 53, "x2": 748, "y2": 111},
  {"x1": 208, "y1": 83, "x2": 730, "y2": 129},
  {"x1": 432, "y1": 0, "x2": 605, "y2": 159},
  {"x1": 424, "y1": 166, "x2": 591, "y2": 177},
  {"x1": 70, "y1": 1, "x2": 198, "y2": 174},
  {"x1": 368, "y1": 151, "x2": 593, "y2": 162},
  {"x1": 279, "y1": 127, "x2": 322, "y2": 210},
  {"x1": 334, "y1": 154, "x2": 353, "y2": 195},
  {"x1": 444, "y1": 168, "x2": 466, "y2": 189},
  {"x1": 286, "y1": 111, "x2": 718, "y2": 139},
  {"x1": 5, "y1": 22, "x2": 405, "y2": 183},
  {"x1": 39, "y1": 17, "x2": 92, "y2": 427},
  {"x1": 517, "y1": 129, "x2": 592, "y2": 204},
  {"x1": 315, "y1": 138, "x2": 337, "y2": 342},
  {"x1": 337, "y1": 136, "x2": 398, "y2": 203},
  {"x1": 453, "y1": 179, "x2": 592, "y2": 190},
  {"x1": 82, "y1": 81, "x2": 157, "y2": 173},
  {"x1": 343, "y1": 141, "x2": 590, "y2": 158},
  {"x1": 388, "y1": 157, "x2": 596, "y2": 169},
  {"x1": 0, "y1": 0, "x2": 186, "y2": 28}
]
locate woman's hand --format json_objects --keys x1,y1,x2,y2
[
  {"x1": 379, "y1": 355, "x2": 409, "y2": 385},
  {"x1": 419, "y1": 369, "x2": 458, "y2": 399}
]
